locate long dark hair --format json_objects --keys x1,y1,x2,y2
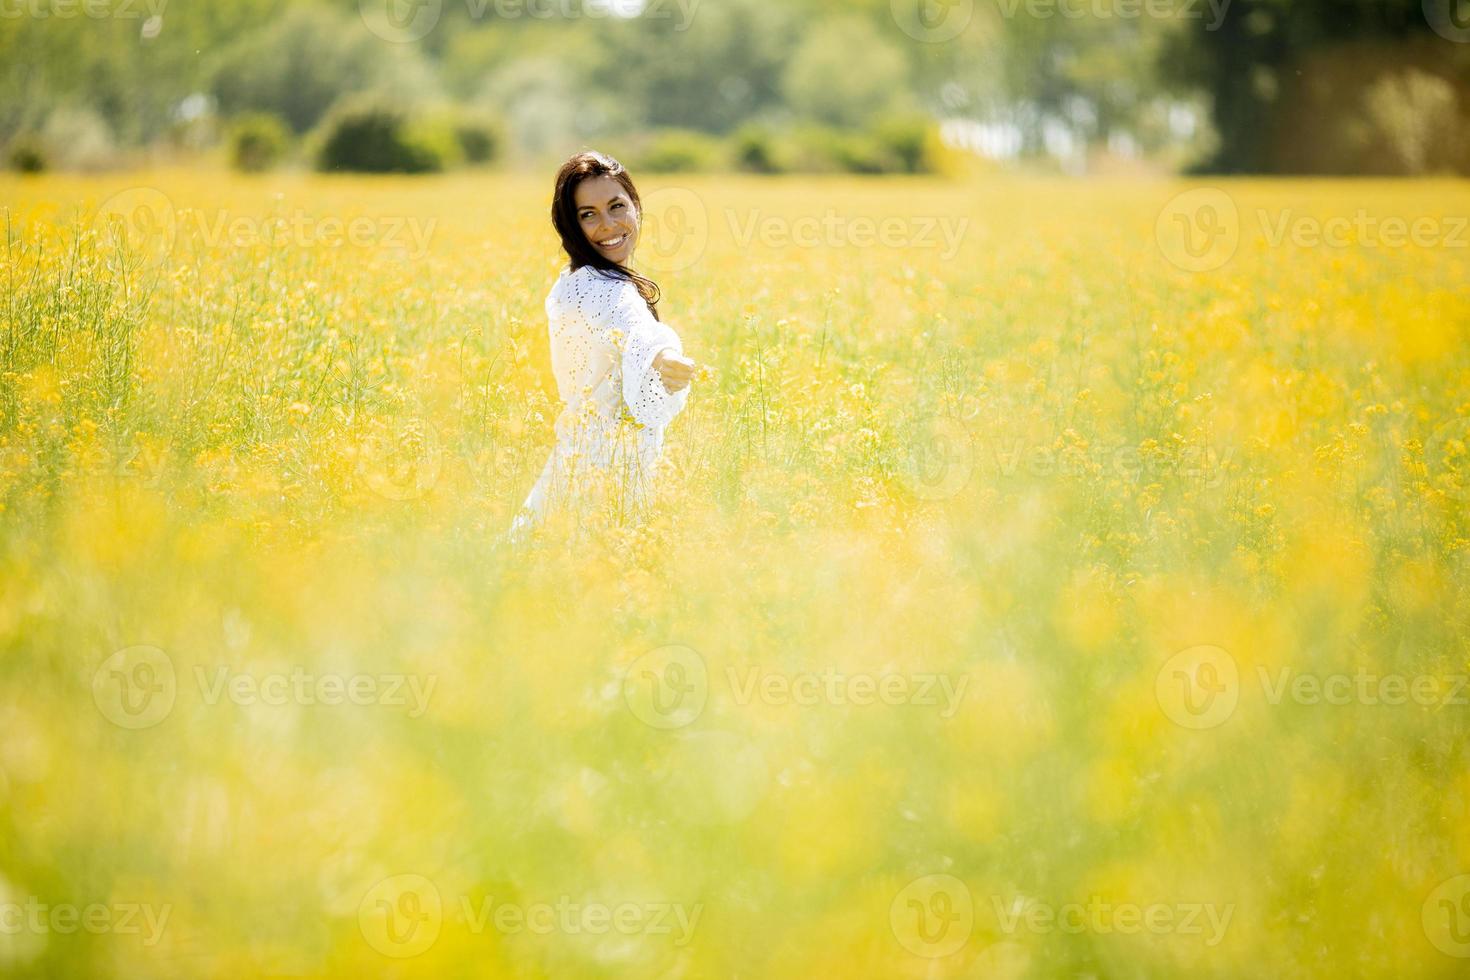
[{"x1": 551, "y1": 150, "x2": 661, "y2": 321}]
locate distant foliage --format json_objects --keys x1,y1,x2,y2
[
  {"x1": 768, "y1": 120, "x2": 945, "y2": 175},
  {"x1": 588, "y1": 0, "x2": 798, "y2": 134},
  {"x1": 611, "y1": 118, "x2": 950, "y2": 176},
  {"x1": 452, "y1": 114, "x2": 503, "y2": 166},
  {"x1": 1265, "y1": 44, "x2": 1470, "y2": 175},
  {"x1": 228, "y1": 113, "x2": 291, "y2": 173},
  {"x1": 810, "y1": 129, "x2": 890, "y2": 175},
  {"x1": 871, "y1": 114, "x2": 939, "y2": 175},
  {"x1": 7, "y1": 135, "x2": 45, "y2": 174},
  {"x1": 780, "y1": 17, "x2": 911, "y2": 129},
  {"x1": 316, "y1": 102, "x2": 447, "y2": 174},
  {"x1": 39, "y1": 108, "x2": 119, "y2": 173},
  {"x1": 209, "y1": 5, "x2": 436, "y2": 137},
  {"x1": 1166, "y1": 0, "x2": 1470, "y2": 173},
  {"x1": 5, "y1": 0, "x2": 1456, "y2": 174},
  {"x1": 633, "y1": 129, "x2": 726, "y2": 174},
  {"x1": 732, "y1": 125, "x2": 782, "y2": 174}
]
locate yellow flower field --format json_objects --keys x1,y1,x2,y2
[{"x1": 1, "y1": 170, "x2": 1468, "y2": 978}]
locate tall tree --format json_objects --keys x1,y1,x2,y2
[{"x1": 1165, "y1": 0, "x2": 1469, "y2": 173}]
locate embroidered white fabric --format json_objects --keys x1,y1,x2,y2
[{"x1": 506, "y1": 265, "x2": 690, "y2": 541}]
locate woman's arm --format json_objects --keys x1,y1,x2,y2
[{"x1": 600, "y1": 276, "x2": 693, "y2": 429}]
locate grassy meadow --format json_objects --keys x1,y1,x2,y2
[{"x1": 1, "y1": 169, "x2": 1468, "y2": 978}]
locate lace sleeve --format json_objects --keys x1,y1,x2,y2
[{"x1": 601, "y1": 276, "x2": 691, "y2": 430}]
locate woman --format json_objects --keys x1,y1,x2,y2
[{"x1": 506, "y1": 151, "x2": 697, "y2": 543}]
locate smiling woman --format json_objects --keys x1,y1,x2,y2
[{"x1": 506, "y1": 151, "x2": 698, "y2": 543}]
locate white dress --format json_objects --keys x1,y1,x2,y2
[{"x1": 506, "y1": 264, "x2": 690, "y2": 541}]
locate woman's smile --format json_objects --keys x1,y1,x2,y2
[{"x1": 574, "y1": 175, "x2": 639, "y2": 265}]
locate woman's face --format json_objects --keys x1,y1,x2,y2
[{"x1": 573, "y1": 175, "x2": 639, "y2": 266}]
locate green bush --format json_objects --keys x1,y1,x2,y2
[
  {"x1": 634, "y1": 129, "x2": 724, "y2": 173},
  {"x1": 452, "y1": 113, "x2": 502, "y2": 166},
  {"x1": 872, "y1": 114, "x2": 939, "y2": 174},
  {"x1": 831, "y1": 133, "x2": 891, "y2": 175},
  {"x1": 780, "y1": 120, "x2": 942, "y2": 174},
  {"x1": 7, "y1": 135, "x2": 46, "y2": 174},
  {"x1": 732, "y1": 125, "x2": 783, "y2": 174},
  {"x1": 603, "y1": 118, "x2": 947, "y2": 176},
  {"x1": 228, "y1": 113, "x2": 290, "y2": 173},
  {"x1": 783, "y1": 126, "x2": 887, "y2": 174},
  {"x1": 315, "y1": 101, "x2": 447, "y2": 174},
  {"x1": 406, "y1": 114, "x2": 463, "y2": 170}
]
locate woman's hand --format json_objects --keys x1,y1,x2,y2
[{"x1": 652, "y1": 349, "x2": 696, "y2": 394}]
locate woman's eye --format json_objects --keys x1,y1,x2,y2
[{"x1": 612, "y1": 203, "x2": 625, "y2": 211}]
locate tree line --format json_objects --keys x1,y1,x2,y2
[{"x1": 1, "y1": 0, "x2": 1465, "y2": 174}]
